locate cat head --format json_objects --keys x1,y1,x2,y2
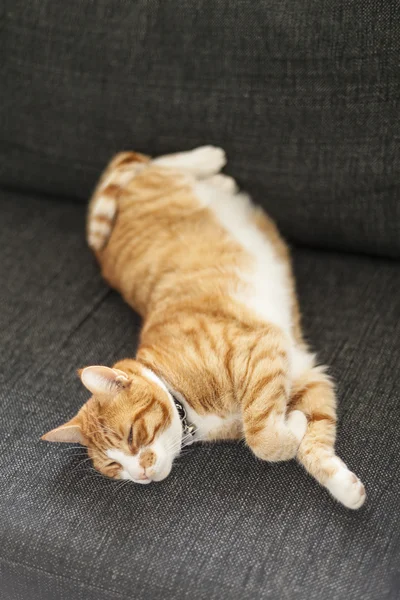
[{"x1": 42, "y1": 363, "x2": 183, "y2": 484}]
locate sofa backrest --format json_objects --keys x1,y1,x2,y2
[{"x1": 1, "y1": 0, "x2": 399, "y2": 257}]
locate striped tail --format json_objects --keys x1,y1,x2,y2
[{"x1": 87, "y1": 151, "x2": 150, "y2": 251}]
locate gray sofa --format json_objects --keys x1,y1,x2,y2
[{"x1": 1, "y1": 2, "x2": 399, "y2": 599}]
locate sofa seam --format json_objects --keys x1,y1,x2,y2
[{"x1": 0, "y1": 554, "x2": 127, "y2": 599}]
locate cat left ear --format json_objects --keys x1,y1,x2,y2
[
  {"x1": 79, "y1": 365, "x2": 129, "y2": 397},
  {"x1": 41, "y1": 416, "x2": 86, "y2": 445}
]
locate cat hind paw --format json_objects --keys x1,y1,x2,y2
[{"x1": 326, "y1": 467, "x2": 366, "y2": 509}]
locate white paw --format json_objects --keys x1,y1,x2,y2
[
  {"x1": 326, "y1": 467, "x2": 366, "y2": 509},
  {"x1": 287, "y1": 410, "x2": 307, "y2": 444},
  {"x1": 87, "y1": 234, "x2": 104, "y2": 251},
  {"x1": 206, "y1": 173, "x2": 239, "y2": 194},
  {"x1": 188, "y1": 146, "x2": 227, "y2": 178}
]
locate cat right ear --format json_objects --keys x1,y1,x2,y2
[
  {"x1": 41, "y1": 416, "x2": 86, "y2": 445},
  {"x1": 78, "y1": 365, "x2": 129, "y2": 397}
]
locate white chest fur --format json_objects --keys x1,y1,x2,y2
[{"x1": 158, "y1": 380, "x2": 240, "y2": 442}]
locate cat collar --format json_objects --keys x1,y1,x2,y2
[{"x1": 172, "y1": 396, "x2": 196, "y2": 445}]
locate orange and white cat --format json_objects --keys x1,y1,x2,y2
[{"x1": 42, "y1": 146, "x2": 365, "y2": 509}]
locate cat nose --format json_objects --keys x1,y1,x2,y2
[{"x1": 139, "y1": 449, "x2": 156, "y2": 469}]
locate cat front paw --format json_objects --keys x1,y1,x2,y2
[{"x1": 287, "y1": 409, "x2": 308, "y2": 445}]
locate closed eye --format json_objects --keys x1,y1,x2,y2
[{"x1": 128, "y1": 426, "x2": 133, "y2": 448}]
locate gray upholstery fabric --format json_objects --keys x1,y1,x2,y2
[
  {"x1": 1, "y1": 0, "x2": 400, "y2": 257},
  {"x1": 1, "y1": 189, "x2": 399, "y2": 600}
]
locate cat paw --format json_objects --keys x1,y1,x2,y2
[
  {"x1": 188, "y1": 146, "x2": 227, "y2": 178},
  {"x1": 287, "y1": 410, "x2": 307, "y2": 444},
  {"x1": 206, "y1": 173, "x2": 239, "y2": 194},
  {"x1": 326, "y1": 467, "x2": 366, "y2": 509}
]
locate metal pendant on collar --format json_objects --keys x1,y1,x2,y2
[{"x1": 172, "y1": 396, "x2": 196, "y2": 445}]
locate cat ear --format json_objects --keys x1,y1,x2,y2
[
  {"x1": 41, "y1": 416, "x2": 86, "y2": 445},
  {"x1": 79, "y1": 365, "x2": 129, "y2": 396}
]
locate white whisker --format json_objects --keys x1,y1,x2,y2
[{"x1": 69, "y1": 457, "x2": 93, "y2": 473}]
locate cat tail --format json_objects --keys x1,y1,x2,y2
[
  {"x1": 87, "y1": 183, "x2": 119, "y2": 251},
  {"x1": 87, "y1": 151, "x2": 150, "y2": 251}
]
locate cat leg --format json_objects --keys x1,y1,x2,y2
[
  {"x1": 241, "y1": 339, "x2": 307, "y2": 462},
  {"x1": 290, "y1": 355, "x2": 366, "y2": 509},
  {"x1": 205, "y1": 173, "x2": 239, "y2": 194},
  {"x1": 153, "y1": 146, "x2": 226, "y2": 179}
]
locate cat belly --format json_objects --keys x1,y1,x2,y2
[{"x1": 194, "y1": 182, "x2": 293, "y2": 336}]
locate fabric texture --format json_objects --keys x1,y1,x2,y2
[
  {"x1": 1, "y1": 0, "x2": 400, "y2": 257},
  {"x1": 0, "y1": 189, "x2": 399, "y2": 600}
]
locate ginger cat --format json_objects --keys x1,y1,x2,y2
[{"x1": 43, "y1": 146, "x2": 365, "y2": 509}]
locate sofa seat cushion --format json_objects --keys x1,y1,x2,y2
[{"x1": 1, "y1": 188, "x2": 399, "y2": 599}]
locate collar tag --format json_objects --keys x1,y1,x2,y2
[{"x1": 173, "y1": 397, "x2": 196, "y2": 446}]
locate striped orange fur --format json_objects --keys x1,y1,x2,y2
[
  {"x1": 42, "y1": 146, "x2": 365, "y2": 508},
  {"x1": 87, "y1": 151, "x2": 150, "y2": 251}
]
